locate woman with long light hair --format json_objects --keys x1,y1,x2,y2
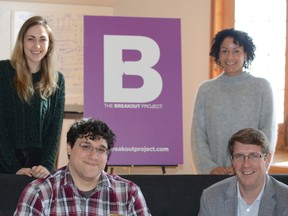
[{"x1": 0, "y1": 15, "x2": 65, "y2": 178}]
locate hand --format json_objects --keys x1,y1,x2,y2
[
  {"x1": 210, "y1": 166, "x2": 227, "y2": 175},
  {"x1": 31, "y1": 165, "x2": 50, "y2": 178},
  {"x1": 16, "y1": 168, "x2": 33, "y2": 177},
  {"x1": 225, "y1": 166, "x2": 235, "y2": 175}
]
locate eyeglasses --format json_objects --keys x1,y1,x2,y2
[
  {"x1": 78, "y1": 143, "x2": 109, "y2": 155},
  {"x1": 231, "y1": 152, "x2": 267, "y2": 163}
]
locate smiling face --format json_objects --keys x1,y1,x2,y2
[
  {"x1": 219, "y1": 37, "x2": 246, "y2": 76},
  {"x1": 232, "y1": 142, "x2": 271, "y2": 193},
  {"x1": 67, "y1": 137, "x2": 108, "y2": 191},
  {"x1": 23, "y1": 24, "x2": 49, "y2": 73}
]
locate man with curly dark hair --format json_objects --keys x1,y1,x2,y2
[
  {"x1": 14, "y1": 118, "x2": 151, "y2": 216},
  {"x1": 192, "y1": 29, "x2": 277, "y2": 175}
]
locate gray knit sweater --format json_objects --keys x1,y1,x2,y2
[
  {"x1": 0, "y1": 60, "x2": 65, "y2": 173},
  {"x1": 192, "y1": 72, "x2": 277, "y2": 174}
]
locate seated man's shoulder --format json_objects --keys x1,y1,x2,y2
[
  {"x1": 106, "y1": 173, "x2": 138, "y2": 188},
  {"x1": 204, "y1": 176, "x2": 236, "y2": 194},
  {"x1": 270, "y1": 176, "x2": 288, "y2": 193},
  {"x1": 107, "y1": 173, "x2": 132, "y2": 183},
  {"x1": 28, "y1": 167, "x2": 66, "y2": 191}
]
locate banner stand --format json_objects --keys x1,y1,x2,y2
[{"x1": 84, "y1": 16, "x2": 183, "y2": 167}]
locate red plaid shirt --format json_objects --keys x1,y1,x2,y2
[{"x1": 14, "y1": 166, "x2": 151, "y2": 216}]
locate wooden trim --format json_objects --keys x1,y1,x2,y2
[
  {"x1": 283, "y1": 0, "x2": 288, "y2": 147},
  {"x1": 269, "y1": 164, "x2": 288, "y2": 174}
]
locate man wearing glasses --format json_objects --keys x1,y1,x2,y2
[
  {"x1": 198, "y1": 128, "x2": 288, "y2": 216},
  {"x1": 14, "y1": 118, "x2": 151, "y2": 216}
]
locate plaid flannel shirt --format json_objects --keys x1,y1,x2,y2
[{"x1": 14, "y1": 166, "x2": 151, "y2": 216}]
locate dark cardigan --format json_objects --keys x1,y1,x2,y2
[{"x1": 0, "y1": 60, "x2": 65, "y2": 172}]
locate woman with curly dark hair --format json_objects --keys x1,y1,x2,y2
[{"x1": 191, "y1": 29, "x2": 277, "y2": 175}]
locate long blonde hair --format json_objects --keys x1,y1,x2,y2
[{"x1": 10, "y1": 15, "x2": 58, "y2": 103}]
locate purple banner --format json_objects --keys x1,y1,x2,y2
[{"x1": 84, "y1": 16, "x2": 182, "y2": 165}]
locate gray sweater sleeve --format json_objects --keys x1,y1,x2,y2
[
  {"x1": 256, "y1": 79, "x2": 277, "y2": 153},
  {"x1": 191, "y1": 83, "x2": 218, "y2": 174}
]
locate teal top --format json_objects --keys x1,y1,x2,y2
[{"x1": 0, "y1": 60, "x2": 65, "y2": 173}]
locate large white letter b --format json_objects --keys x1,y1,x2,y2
[{"x1": 104, "y1": 35, "x2": 162, "y2": 103}]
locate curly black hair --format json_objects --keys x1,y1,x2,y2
[
  {"x1": 210, "y1": 28, "x2": 256, "y2": 69},
  {"x1": 67, "y1": 118, "x2": 116, "y2": 150}
]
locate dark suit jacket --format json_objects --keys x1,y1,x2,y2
[{"x1": 198, "y1": 175, "x2": 288, "y2": 216}]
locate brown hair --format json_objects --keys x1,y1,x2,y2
[
  {"x1": 10, "y1": 15, "x2": 58, "y2": 103},
  {"x1": 228, "y1": 128, "x2": 270, "y2": 156}
]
